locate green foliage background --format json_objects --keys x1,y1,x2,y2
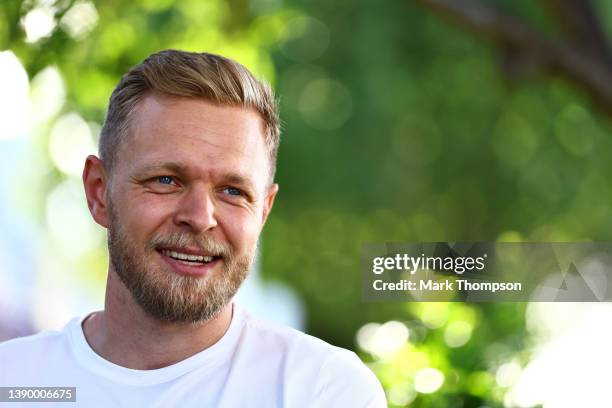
[{"x1": 3, "y1": 0, "x2": 611, "y2": 406}]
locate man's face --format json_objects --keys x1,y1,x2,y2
[{"x1": 102, "y1": 94, "x2": 277, "y2": 323}]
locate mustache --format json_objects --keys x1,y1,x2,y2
[{"x1": 147, "y1": 232, "x2": 233, "y2": 258}]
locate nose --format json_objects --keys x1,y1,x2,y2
[{"x1": 173, "y1": 184, "x2": 218, "y2": 232}]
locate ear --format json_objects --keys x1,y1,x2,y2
[
  {"x1": 83, "y1": 155, "x2": 110, "y2": 228},
  {"x1": 260, "y1": 183, "x2": 279, "y2": 226}
]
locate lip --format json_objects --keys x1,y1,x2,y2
[
  {"x1": 158, "y1": 246, "x2": 216, "y2": 257},
  {"x1": 157, "y1": 249, "x2": 221, "y2": 277}
]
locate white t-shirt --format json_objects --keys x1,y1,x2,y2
[{"x1": 0, "y1": 304, "x2": 386, "y2": 407}]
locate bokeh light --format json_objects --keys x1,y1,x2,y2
[
  {"x1": 356, "y1": 320, "x2": 409, "y2": 359},
  {"x1": 414, "y1": 367, "x2": 444, "y2": 394},
  {"x1": 298, "y1": 77, "x2": 352, "y2": 130},
  {"x1": 48, "y1": 113, "x2": 97, "y2": 177},
  {"x1": 279, "y1": 16, "x2": 330, "y2": 62},
  {"x1": 60, "y1": 1, "x2": 99, "y2": 40},
  {"x1": 30, "y1": 66, "x2": 66, "y2": 122},
  {"x1": 444, "y1": 320, "x2": 473, "y2": 348},
  {"x1": 0, "y1": 51, "x2": 30, "y2": 139},
  {"x1": 46, "y1": 179, "x2": 104, "y2": 261},
  {"x1": 21, "y1": 4, "x2": 57, "y2": 43}
]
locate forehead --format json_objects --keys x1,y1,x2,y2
[{"x1": 117, "y1": 94, "x2": 269, "y2": 184}]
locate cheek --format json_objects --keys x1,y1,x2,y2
[
  {"x1": 118, "y1": 195, "x2": 174, "y2": 237},
  {"x1": 218, "y1": 208, "x2": 262, "y2": 250}
]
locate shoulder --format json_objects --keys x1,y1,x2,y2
[
  {"x1": 0, "y1": 319, "x2": 78, "y2": 383},
  {"x1": 241, "y1": 309, "x2": 336, "y2": 354},
  {"x1": 313, "y1": 347, "x2": 387, "y2": 407},
  {"x1": 0, "y1": 327, "x2": 66, "y2": 357},
  {"x1": 238, "y1": 308, "x2": 386, "y2": 407},
  {"x1": 239, "y1": 307, "x2": 349, "y2": 365}
]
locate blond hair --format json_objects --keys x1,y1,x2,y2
[{"x1": 99, "y1": 49, "x2": 280, "y2": 181}]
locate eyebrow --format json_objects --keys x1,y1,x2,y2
[
  {"x1": 133, "y1": 162, "x2": 187, "y2": 177},
  {"x1": 221, "y1": 173, "x2": 254, "y2": 188}
]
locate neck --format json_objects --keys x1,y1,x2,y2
[{"x1": 82, "y1": 269, "x2": 233, "y2": 370}]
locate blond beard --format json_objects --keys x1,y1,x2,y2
[{"x1": 107, "y1": 199, "x2": 253, "y2": 324}]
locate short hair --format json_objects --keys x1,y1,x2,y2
[{"x1": 99, "y1": 49, "x2": 280, "y2": 182}]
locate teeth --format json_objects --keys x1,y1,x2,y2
[{"x1": 162, "y1": 250, "x2": 214, "y2": 263}]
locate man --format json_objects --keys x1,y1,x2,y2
[{"x1": 0, "y1": 50, "x2": 386, "y2": 407}]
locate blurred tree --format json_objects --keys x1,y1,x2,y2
[
  {"x1": 2, "y1": 0, "x2": 610, "y2": 406},
  {"x1": 412, "y1": 0, "x2": 612, "y2": 117}
]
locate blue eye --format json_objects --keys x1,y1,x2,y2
[
  {"x1": 158, "y1": 176, "x2": 174, "y2": 185},
  {"x1": 224, "y1": 187, "x2": 242, "y2": 196}
]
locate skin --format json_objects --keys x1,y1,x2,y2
[{"x1": 81, "y1": 94, "x2": 278, "y2": 370}]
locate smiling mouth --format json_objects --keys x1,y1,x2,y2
[{"x1": 159, "y1": 249, "x2": 221, "y2": 265}]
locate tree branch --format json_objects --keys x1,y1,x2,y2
[
  {"x1": 541, "y1": 0, "x2": 612, "y2": 69},
  {"x1": 411, "y1": 0, "x2": 612, "y2": 117}
]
